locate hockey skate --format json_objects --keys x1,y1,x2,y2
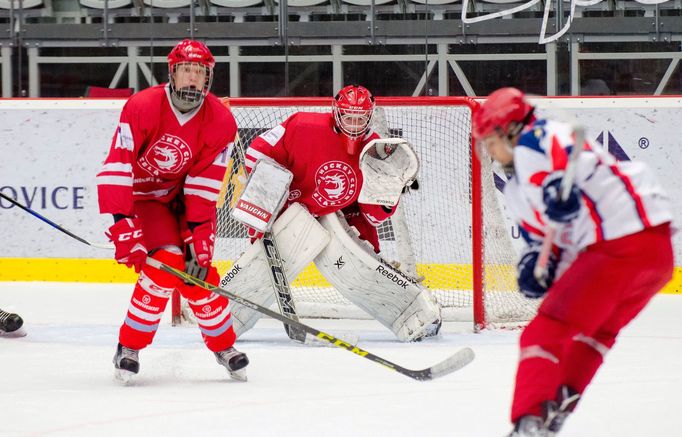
[
  {"x1": 0, "y1": 309, "x2": 26, "y2": 338},
  {"x1": 507, "y1": 415, "x2": 550, "y2": 437},
  {"x1": 214, "y1": 347, "x2": 249, "y2": 382},
  {"x1": 113, "y1": 343, "x2": 140, "y2": 384},
  {"x1": 543, "y1": 385, "x2": 580, "y2": 434}
]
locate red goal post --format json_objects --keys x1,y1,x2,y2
[{"x1": 172, "y1": 96, "x2": 537, "y2": 330}]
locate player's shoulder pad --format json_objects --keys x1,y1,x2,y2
[{"x1": 516, "y1": 119, "x2": 548, "y2": 156}]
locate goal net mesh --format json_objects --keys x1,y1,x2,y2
[{"x1": 212, "y1": 100, "x2": 538, "y2": 328}]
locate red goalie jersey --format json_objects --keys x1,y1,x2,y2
[
  {"x1": 97, "y1": 84, "x2": 237, "y2": 224},
  {"x1": 246, "y1": 111, "x2": 395, "y2": 251}
]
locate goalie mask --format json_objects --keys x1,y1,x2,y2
[
  {"x1": 167, "y1": 39, "x2": 215, "y2": 112},
  {"x1": 332, "y1": 85, "x2": 375, "y2": 155}
]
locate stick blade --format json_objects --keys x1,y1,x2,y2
[
  {"x1": 285, "y1": 324, "x2": 308, "y2": 343},
  {"x1": 408, "y1": 347, "x2": 475, "y2": 381}
]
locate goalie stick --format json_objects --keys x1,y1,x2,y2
[
  {"x1": 533, "y1": 125, "x2": 585, "y2": 282},
  {"x1": 147, "y1": 258, "x2": 475, "y2": 381},
  {"x1": 260, "y1": 234, "x2": 307, "y2": 342},
  {"x1": 3, "y1": 193, "x2": 475, "y2": 380}
]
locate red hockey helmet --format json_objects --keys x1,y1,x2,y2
[
  {"x1": 167, "y1": 39, "x2": 215, "y2": 111},
  {"x1": 472, "y1": 87, "x2": 534, "y2": 141},
  {"x1": 333, "y1": 85, "x2": 375, "y2": 154}
]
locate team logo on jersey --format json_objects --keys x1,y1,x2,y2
[
  {"x1": 288, "y1": 189, "x2": 302, "y2": 201},
  {"x1": 139, "y1": 134, "x2": 192, "y2": 176},
  {"x1": 313, "y1": 161, "x2": 357, "y2": 207}
]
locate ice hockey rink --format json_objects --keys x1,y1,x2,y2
[{"x1": 1, "y1": 282, "x2": 680, "y2": 437}]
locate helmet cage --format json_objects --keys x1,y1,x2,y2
[
  {"x1": 333, "y1": 103, "x2": 374, "y2": 140},
  {"x1": 169, "y1": 61, "x2": 213, "y2": 107}
]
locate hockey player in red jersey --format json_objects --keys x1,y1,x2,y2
[
  {"x1": 472, "y1": 88, "x2": 673, "y2": 436},
  {"x1": 227, "y1": 85, "x2": 442, "y2": 342},
  {"x1": 245, "y1": 84, "x2": 394, "y2": 251},
  {"x1": 97, "y1": 39, "x2": 248, "y2": 383}
]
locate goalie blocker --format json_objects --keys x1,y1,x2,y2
[{"x1": 223, "y1": 203, "x2": 442, "y2": 342}]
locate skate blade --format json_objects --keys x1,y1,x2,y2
[
  {"x1": 114, "y1": 368, "x2": 136, "y2": 385},
  {"x1": 228, "y1": 369, "x2": 248, "y2": 382}
]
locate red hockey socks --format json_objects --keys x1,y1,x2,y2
[
  {"x1": 178, "y1": 267, "x2": 236, "y2": 352},
  {"x1": 118, "y1": 249, "x2": 183, "y2": 350}
]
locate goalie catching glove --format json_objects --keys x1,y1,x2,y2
[
  {"x1": 106, "y1": 217, "x2": 147, "y2": 273},
  {"x1": 183, "y1": 220, "x2": 216, "y2": 281},
  {"x1": 358, "y1": 138, "x2": 419, "y2": 207},
  {"x1": 517, "y1": 244, "x2": 558, "y2": 299}
]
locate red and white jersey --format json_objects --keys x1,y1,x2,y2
[
  {"x1": 97, "y1": 84, "x2": 237, "y2": 224},
  {"x1": 245, "y1": 111, "x2": 394, "y2": 226},
  {"x1": 506, "y1": 118, "x2": 673, "y2": 251}
]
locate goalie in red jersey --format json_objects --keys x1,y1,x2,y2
[
  {"x1": 96, "y1": 40, "x2": 248, "y2": 383},
  {"x1": 225, "y1": 85, "x2": 442, "y2": 342}
]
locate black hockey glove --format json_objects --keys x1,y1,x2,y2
[
  {"x1": 517, "y1": 245, "x2": 557, "y2": 299},
  {"x1": 542, "y1": 172, "x2": 581, "y2": 223}
]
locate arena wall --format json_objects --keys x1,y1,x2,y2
[{"x1": 0, "y1": 97, "x2": 680, "y2": 293}]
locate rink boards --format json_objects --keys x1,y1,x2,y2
[{"x1": 0, "y1": 97, "x2": 681, "y2": 294}]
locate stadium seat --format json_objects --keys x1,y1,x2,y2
[
  {"x1": 142, "y1": 0, "x2": 191, "y2": 7},
  {"x1": 79, "y1": 0, "x2": 133, "y2": 8},
  {"x1": 0, "y1": 0, "x2": 44, "y2": 8},
  {"x1": 478, "y1": 0, "x2": 527, "y2": 3},
  {"x1": 85, "y1": 86, "x2": 134, "y2": 97},
  {"x1": 410, "y1": 0, "x2": 458, "y2": 4},
  {"x1": 210, "y1": 0, "x2": 263, "y2": 6},
  {"x1": 341, "y1": 0, "x2": 393, "y2": 5},
  {"x1": 273, "y1": 0, "x2": 328, "y2": 5}
]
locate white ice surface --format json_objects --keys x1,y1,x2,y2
[{"x1": 1, "y1": 282, "x2": 681, "y2": 437}]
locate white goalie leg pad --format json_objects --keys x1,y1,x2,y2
[
  {"x1": 221, "y1": 203, "x2": 330, "y2": 337},
  {"x1": 313, "y1": 212, "x2": 442, "y2": 342}
]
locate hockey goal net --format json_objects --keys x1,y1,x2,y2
[{"x1": 176, "y1": 97, "x2": 537, "y2": 330}]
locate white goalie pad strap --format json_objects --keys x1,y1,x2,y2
[
  {"x1": 358, "y1": 138, "x2": 419, "y2": 207},
  {"x1": 222, "y1": 203, "x2": 331, "y2": 337},
  {"x1": 230, "y1": 158, "x2": 293, "y2": 233},
  {"x1": 313, "y1": 212, "x2": 441, "y2": 342}
]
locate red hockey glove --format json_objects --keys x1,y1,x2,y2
[
  {"x1": 105, "y1": 218, "x2": 147, "y2": 273},
  {"x1": 184, "y1": 221, "x2": 215, "y2": 281}
]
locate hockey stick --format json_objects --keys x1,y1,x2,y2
[
  {"x1": 533, "y1": 125, "x2": 584, "y2": 282},
  {"x1": 231, "y1": 132, "x2": 306, "y2": 343},
  {"x1": 0, "y1": 192, "x2": 114, "y2": 250},
  {"x1": 147, "y1": 257, "x2": 475, "y2": 381},
  {"x1": 260, "y1": 233, "x2": 307, "y2": 342},
  {"x1": 4, "y1": 192, "x2": 474, "y2": 379}
]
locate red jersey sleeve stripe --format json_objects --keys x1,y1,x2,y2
[
  {"x1": 607, "y1": 164, "x2": 652, "y2": 228},
  {"x1": 520, "y1": 220, "x2": 545, "y2": 238},
  {"x1": 550, "y1": 135, "x2": 568, "y2": 171},
  {"x1": 582, "y1": 192, "x2": 605, "y2": 242}
]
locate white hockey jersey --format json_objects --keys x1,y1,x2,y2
[{"x1": 504, "y1": 118, "x2": 673, "y2": 252}]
